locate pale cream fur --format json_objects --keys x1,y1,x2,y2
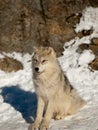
[{"x1": 31, "y1": 46, "x2": 86, "y2": 130}]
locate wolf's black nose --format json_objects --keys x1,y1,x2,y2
[{"x1": 35, "y1": 67, "x2": 39, "y2": 72}]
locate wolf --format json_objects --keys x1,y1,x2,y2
[{"x1": 31, "y1": 46, "x2": 86, "y2": 130}]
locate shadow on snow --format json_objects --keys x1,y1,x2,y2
[{"x1": 0, "y1": 86, "x2": 37, "y2": 123}]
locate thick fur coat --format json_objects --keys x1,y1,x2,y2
[{"x1": 31, "y1": 46, "x2": 86, "y2": 130}]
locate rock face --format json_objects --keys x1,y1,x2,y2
[
  {"x1": 89, "y1": 58, "x2": 98, "y2": 70},
  {"x1": 0, "y1": 0, "x2": 98, "y2": 71},
  {"x1": 89, "y1": 0, "x2": 98, "y2": 7},
  {"x1": 0, "y1": 0, "x2": 91, "y2": 56}
]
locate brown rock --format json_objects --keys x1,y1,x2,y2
[
  {"x1": 82, "y1": 28, "x2": 93, "y2": 36},
  {"x1": 89, "y1": 45, "x2": 98, "y2": 56},
  {"x1": 0, "y1": 56, "x2": 23, "y2": 72},
  {"x1": 66, "y1": 13, "x2": 82, "y2": 26},
  {"x1": 77, "y1": 28, "x2": 93, "y2": 38},
  {"x1": 89, "y1": 58, "x2": 98, "y2": 70},
  {"x1": 76, "y1": 43, "x2": 98, "y2": 56},
  {"x1": 91, "y1": 38, "x2": 98, "y2": 45},
  {"x1": 76, "y1": 44, "x2": 89, "y2": 53}
]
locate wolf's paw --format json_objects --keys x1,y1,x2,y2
[
  {"x1": 40, "y1": 122, "x2": 49, "y2": 130},
  {"x1": 40, "y1": 125, "x2": 48, "y2": 130},
  {"x1": 28, "y1": 123, "x2": 39, "y2": 130},
  {"x1": 54, "y1": 114, "x2": 65, "y2": 120}
]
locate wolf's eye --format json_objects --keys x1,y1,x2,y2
[{"x1": 42, "y1": 59, "x2": 47, "y2": 63}]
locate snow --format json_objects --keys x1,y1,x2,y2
[
  {"x1": 0, "y1": 7, "x2": 98, "y2": 130},
  {"x1": 75, "y1": 7, "x2": 98, "y2": 33},
  {"x1": 78, "y1": 50, "x2": 95, "y2": 66},
  {"x1": 0, "y1": 53, "x2": 34, "y2": 91}
]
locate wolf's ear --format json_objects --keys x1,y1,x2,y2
[
  {"x1": 33, "y1": 46, "x2": 37, "y2": 52},
  {"x1": 33, "y1": 46, "x2": 38, "y2": 57},
  {"x1": 33, "y1": 46, "x2": 39, "y2": 53},
  {"x1": 47, "y1": 47, "x2": 56, "y2": 57}
]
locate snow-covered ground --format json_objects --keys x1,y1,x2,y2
[{"x1": 0, "y1": 7, "x2": 98, "y2": 130}]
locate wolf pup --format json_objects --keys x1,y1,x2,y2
[{"x1": 31, "y1": 46, "x2": 86, "y2": 130}]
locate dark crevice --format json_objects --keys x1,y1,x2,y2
[{"x1": 39, "y1": 0, "x2": 47, "y2": 24}]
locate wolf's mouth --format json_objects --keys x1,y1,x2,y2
[{"x1": 35, "y1": 70, "x2": 45, "y2": 75}]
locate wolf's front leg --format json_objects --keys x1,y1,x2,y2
[
  {"x1": 31, "y1": 96, "x2": 45, "y2": 130},
  {"x1": 40, "y1": 101, "x2": 53, "y2": 130}
]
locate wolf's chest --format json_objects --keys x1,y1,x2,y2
[{"x1": 34, "y1": 79, "x2": 54, "y2": 100}]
